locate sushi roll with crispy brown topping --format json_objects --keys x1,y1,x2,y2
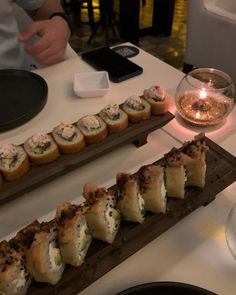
[
  {"x1": 0, "y1": 240, "x2": 31, "y2": 295},
  {"x1": 182, "y1": 133, "x2": 209, "y2": 188},
  {"x1": 164, "y1": 148, "x2": 186, "y2": 199},
  {"x1": 25, "y1": 221, "x2": 64, "y2": 285},
  {"x1": 55, "y1": 202, "x2": 92, "y2": 266},
  {"x1": 116, "y1": 172, "x2": 145, "y2": 223},
  {"x1": 139, "y1": 164, "x2": 167, "y2": 214},
  {"x1": 0, "y1": 173, "x2": 3, "y2": 189},
  {"x1": 83, "y1": 183, "x2": 121, "y2": 244}
]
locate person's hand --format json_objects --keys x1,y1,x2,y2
[{"x1": 19, "y1": 17, "x2": 71, "y2": 66}]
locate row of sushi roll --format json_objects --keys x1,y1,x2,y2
[
  {"x1": 0, "y1": 133, "x2": 208, "y2": 295},
  {"x1": 0, "y1": 85, "x2": 171, "y2": 185}
]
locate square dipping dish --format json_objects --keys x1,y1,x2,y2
[{"x1": 74, "y1": 71, "x2": 110, "y2": 97}]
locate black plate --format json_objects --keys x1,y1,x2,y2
[
  {"x1": 0, "y1": 69, "x2": 48, "y2": 132},
  {"x1": 115, "y1": 282, "x2": 216, "y2": 295}
]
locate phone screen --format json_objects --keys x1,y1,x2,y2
[{"x1": 81, "y1": 47, "x2": 143, "y2": 83}]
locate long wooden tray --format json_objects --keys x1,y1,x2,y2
[
  {"x1": 0, "y1": 112, "x2": 174, "y2": 205},
  {"x1": 27, "y1": 137, "x2": 236, "y2": 295}
]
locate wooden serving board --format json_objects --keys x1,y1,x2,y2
[
  {"x1": 0, "y1": 112, "x2": 174, "y2": 205},
  {"x1": 27, "y1": 137, "x2": 236, "y2": 295}
]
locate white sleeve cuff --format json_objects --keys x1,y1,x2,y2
[{"x1": 15, "y1": 0, "x2": 45, "y2": 11}]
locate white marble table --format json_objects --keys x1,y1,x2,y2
[{"x1": 0, "y1": 44, "x2": 235, "y2": 295}]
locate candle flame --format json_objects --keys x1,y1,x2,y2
[
  {"x1": 196, "y1": 111, "x2": 201, "y2": 119},
  {"x1": 199, "y1": 89, "x2": 207, "y2": 99}
]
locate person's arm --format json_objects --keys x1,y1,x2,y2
[
  {"x1": 19, "y1": 0, "x2": 72, "y2": 66},
  {"x1": 27, "y1": 0, "x2": 64, "y2": 20}
]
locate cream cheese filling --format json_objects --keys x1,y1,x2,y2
[
  {"x1": 49, "y1": 242, "x2": 62, "y2": 270},
  {"x1": 77, "y1": 223, "x2": 91, "y2": 256},
  {"x1": 11, "y1": 270, "x2": 26, "y2": 294},
  {"x1": 137, "y1": 192, "x2": 145, "y2": 215}
]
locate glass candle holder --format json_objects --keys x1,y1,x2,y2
[
  {"x1": 225, "y1": 204, "x2": 236, "y2": 260},
  {"x1": 175, "y1": 68, "x2": 235, "y2": 126}
]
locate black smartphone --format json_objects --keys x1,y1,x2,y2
[{"x1": 81, "y1": 47, "x2": 143, "y2": 83}]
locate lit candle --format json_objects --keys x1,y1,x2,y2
[
  {"x1": 177, "y1": 89, "x2": 232, "y2": 125},
  {"x1": 175, "y1": 68, "x2": 235, "y2": 126},
  {"x1": 199, "y1": 89, "x2": 207, "y2": 99}
]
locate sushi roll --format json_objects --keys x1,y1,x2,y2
[
  {"x1": 143, "y1": 85, "x2": 171, "y2": 115},
  {"x1": 164, "y1": 148, "x2": 186, "y2": 199},
  {"x1": 0, "y1": 172, "x2": 3, "y2": 189},
  {"x1": 139, "y1": 164, "x2": 167, "y2": 214},
  {"x1": 83, "y1": 183, "x2": 121, "y2": 244},
  {"x1": 24, "y1": 133, "x2": 60, "y2": 165},
  {"x1": 55, "y1": 202, "x2": 92, "y2": 267},
  {"x1": 0, "y1": 144, "x2": 30, "y2": 181},
  {"x1": 121, "y1": 95, "x2": 151, "y2": 123},
  {"x1": 12, "y1": 220, "x2": 40, "y2": 252},
  {"x1": 25, "y1": 220, "x2": 64, "y2": 285},
  {"x1": 52, "y1": 122, "x2": 85, "y2": 154},
  {"x1": 77, "y1": 115, "x2": 108, "y2": 144},
  {"x1": 182, "y1": 133, "x2": 209, "y2": 188},
  {"x1": 116, "y1": 172, "x2": 145, "y2": 223},
  {"x1": 0, "y1": 240, "x2": 31, "y2": 295},
  {"x1": 99, "y1": 104, "x2": 128, "y2": 133}
]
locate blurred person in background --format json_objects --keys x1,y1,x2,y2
[{"x1": 1, "y1": 0, "x2": 72, "y2": 70}]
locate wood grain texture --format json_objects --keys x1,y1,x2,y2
[
  {"x1": 26, "y1": 137, "x2": 236, "y2": 295},
  {"x1": 0, "y1": 112, "x2": 174, "y2": 205}
]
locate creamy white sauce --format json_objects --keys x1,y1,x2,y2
[
  {"x1": 0, "y1": 144, "x2": 17, "y2": 158},
  {"x1": 160, "y1": 181, "x2": 166, "y2": 199},
  {"x1": 56, "y1": 122, "x2": 75, "y2": 139},
  {"x1": 145, "y1": 85, "x2": 165, "y2": 101},
  {"x1": 126, "y1": 95, "x2": 143, "y2": 110},
  {"x1": 81, "y1": 116, "x2": 100, "y2": 130},
  {"x1": 137, "y1": 193, "x2": 145, "y2": 212},
  {"x1": 28, "y1": 133, "x2": 50, "y2": 149},
  {"x1": 11, "y1": 270, "x2": 26, "y2": 294},
  {"x1": 103, "y1": 104, "x2": 119, "y2": 119},
  {"x1": 49, "y1": 242, "x2": 61, "y2": 270},
  {"x1": 0, "y1": 144, "x2": 18, "y2": 168},
  {"x1": 77, "y1": 223, "x2": 90, "y2": 256},
  {"x1": 160, "y1": 181, "x2": 167, "y2": 208}
]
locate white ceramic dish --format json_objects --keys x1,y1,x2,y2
[{"x1": 74, "y1": 71, "x2": 110, "y2": 97}]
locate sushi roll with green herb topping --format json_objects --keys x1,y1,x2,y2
[
  {"x1": 99, "y1": 104, "x2": 128, "y2": 133},
  {"x1": 121, "y1": 95, "x2": 151, "y2": 123},
  {"x1": 24, "y1": 133, "x2": 59, "y2": 165},
  {"x1": 52, "y1": 122, "x2": 85, "y2": 154},
  {"x1": 0, "y1": 144, "x2": 29, "y2": 181}
]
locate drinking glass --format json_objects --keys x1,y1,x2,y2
[{"x1": 225, "y1": 204, "x2": 236, "y2": 259}]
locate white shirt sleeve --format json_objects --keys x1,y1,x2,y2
[{"x1": 14, "y1": 0, "x2": 45, "y2": 11}]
